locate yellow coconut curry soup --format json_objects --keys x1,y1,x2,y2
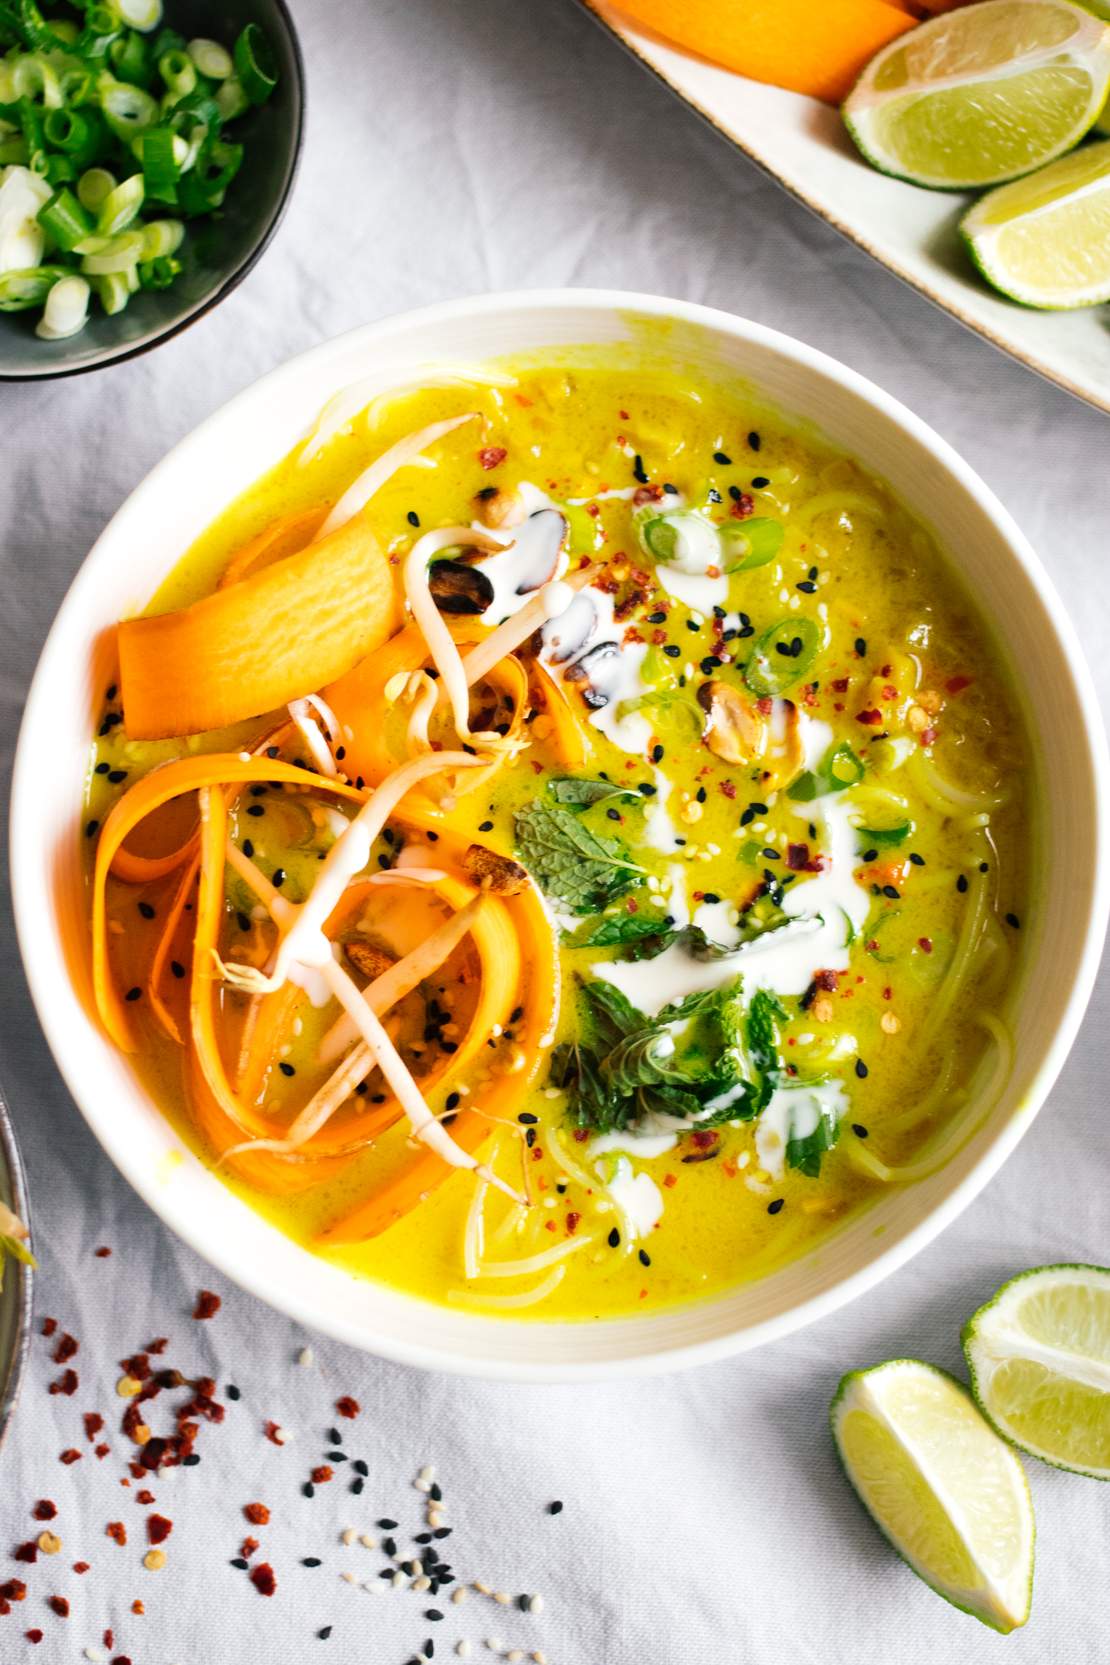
[{"x1": 83, "y1": 357, "x2": 1031, "y2": 1319}]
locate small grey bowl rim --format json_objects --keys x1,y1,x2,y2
[
  {"x1": 0, "y1": 1082, "x2": 33, "y2": 1455},
  {"x1": 0, "y1": 0, "x2": 305, "y2": 384}
]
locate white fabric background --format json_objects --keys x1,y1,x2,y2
[{"x1": 1, "y1": 2, "x2": 1108, "y2": 1661}]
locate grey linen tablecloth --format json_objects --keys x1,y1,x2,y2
[{"x1": 1, "y1": 3, "x2": 1108, "y2": 1661}]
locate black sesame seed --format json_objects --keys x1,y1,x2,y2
[
  {"x1": 548, "y1": 1500, "x2": 564, "y2": 1515},
  {"x1": 415, "y1": 1532, "x2": 433, "y2": 1545},
  {"x1": 350, "y1": 1478, "x2": 364, "y2": 1495},
  {"x1": 855, "y1": 1058, "x2": 869, "y2": 1079},
  {"x1": 632, "y1": 454, "x2": 648, "y2": 484},
  {"x1": 236, "y1": 910, "x2": 251, "y2": 932},
  {"x1": 476, "y1": 484, "x2": 497, "y2": 500},
  {"x1": 606, "y1": 806, "x2": 621, "y2": 821},
  {"x1": 106, "y1": 683, "x2": 117, "y2": 700},
  {"x1": 426, "y1": 1642, "x2": 436, "y2": 1659},
  {"x1": 796, "y1": 581, "x2": 817, "y2": 594},
  {"x1": 852, "y1": 1124, "x2": 869, "y2": 1139},
  {"x1": 231, "y1": 1556, "x2": 248, "y2": 1569},
  {"x1": 862, "y1": 848, "x2": 879, "y2": 863},
  {"x1": 279, "y1": 1061, "x2": 295, "y2": 1077},
  {"x1": 107, "y1": 768, "x2": 127, "y2": 783},
  {"x1": 317, "y1": 1626, "x2": 332, "y2": 1640},
  {"x1": 1005, "y1": 912, "x2": 1021, "y2": 929},
  {"x1": 478, "y1": 819, "x2": 494, "y2": 832},
  {"x1": 751, "y1": 475, "x2": 770, "y2": 489},
  {"x1": 326, "y1": 1450, "x2": 347, "y2": 1462},
  {"x1": 882, "y1": 884, "x2": 900, "y2": 900},
  {"x1": 125, "y1": 986, "x2": 142, "y2": 1002},
  {"x1": 353, "y1": 1458, "x2": 368, "y2": 1476},
  {"x1": 429, "y1": 1482, "x2": 443, "y2": 1501},
  {"x1": 518, "y1": 1111, "x2": 538, "y2": 1124},
  {"x1": 378, "y1": 1517, "x2": 398, "y2": 1530},
  {"x1": 695, "y1": 785, "x2": 707, "y2": 803},
  {"x1": 762, "y1": 847, "x2": 780, "y2": 861},
  {"x1": 425, "y1": 1610, "x2": 444, "y2": 1622},
  {"x1": 638, "y1": 1248, "x2": 651, "y2": 1267},
  {"x1": 272, "y1": 868, "x2": 286, "y2": 889},
  {"x1": 979, "y1": 860, "x2": 989, "y2": 873},
  {"x1": 138, "y1": 901, "x2": 156, "y2": 919},
  {"x1": 242, "y1": 838, "x2": 254, "y2": 858},
  {"x1": 701, "y1": 891, "x2": 720, "y2": 905},
  {"x1": 433, "y1": 1527, "x2": 451, "y2": 1539},
  {"x1": 608, "y1": 1227, "x2": 621, "y2": 1248},
  {"x1": 728, "y1": 484, "x2": 742, "y2": 502},
  {"x1": 170, "y1": 959, "x2": 185, "y2": 979},
  {"x1": 748, "y1": 431, "x2": 761, "y2": 451},
  {"x1": 246, "y1": 803, "x2": 264, "y2": 817},
  {"x1": 302, "y1": 1557, "x2": 322, "y2": 1567},
  {"x1": 382, "y1": 1536, "x2": 397, "y2": 1556},
  {"x1": 708, "y1": 487, "x2": 722, "y2": 504},
  {"x1": 638, "y1": 781, "x2": 657, "y2": 796},
  {"x1": 700, "y1": 655, "x2": 721, "y2": 673},
  {"x1": 663, "y1": 643, "x2": 681, "y2": 658},
  {"x1": 303, "y1": 1482, "x2": 315, "y2": 1498},
  {"x1": 85, "y1": 818, "x2": 99, "y2": 838},
  {"x1": 767, "y1": 1198, "x2": 784, "y2": 1215},
  {"x1": 183, "y1": 1453, "x2": 200, "y2": 1467},
  {"x1": 663, "y1": 482, "x2": 678, "y2": 495},
  {"x1": 407, "y1": 510, "x2": 420, "y2": 527},
  {"x1": 646, "y1": 609, "x2": 666, "y2": 624},
  {"x1": 957, "y1": 874, "x2": 969, "y2": 893},
  {"x1": 95, "y1": 761, "x2": 109, "y2": 774},
  {"x1": 713, "y1": 450, "x2": 732, "y2": 465},
  {"x1": 909, "y1": 852, "x2": 925, "y2": 866}
]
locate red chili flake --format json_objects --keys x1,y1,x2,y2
[
  {"x1": 310, "y1": 1465, "x2": 333, "y2": 1485},
  {"x1": 106, "y1": 1522, "x2": 127, "y2": 1546},
  {"x1": 814, "y1": 969, "x2": 840, "y2": 992},
  {"x1": 111, "y1": 1658, "x2": 132, "y2": 1665},
  {"x1": 855, "y1": 708, "x2": 883, "y2": 726},
  {"x1": 131, "y1": 1599, "x2": 144, "y2": 1615},
  {"x1": 13, "y1": 1543, "x2": 37, "y2": 1564},
  {"x1": 147, "y1": 1337, "x2": 168, "y2": 1355},
  {"x1": 31, "y1": 1502, "x2": 56, "y2": 1522},
  {"x1": 0, "y1": 1579, "x2": 27, "y2": 1601},
  {"x1": 25, "y1": 1628, "x2": 43, "y2": 1643},
  {"x1": 754, "y1": 697, "x2": 772, "y2": 715},
  {"x1": 572, "y1": 1128, "x2": 588, "y2": 1143},
  {"x1": 720, "y1": 780, "x2": 737, "y2": 800},
  {"x1": 49, "y1": 1370, "x2": 79, "y2": 1396},
  {"x1": 52, "y1": 1334, "x2": 78, "y2": 1365},
  {"x1": 94, "y1": 1444, "x2": 110, "y2": 1460},
  {"x1": 243, "y1": 1503, "x2": 270, "y2": 1526},
  {"x1": 136, "y1": 1490, "x2": 155, "y2": 1506},
  {"x1": 120, "y1": 1352, "x2": 151, "y2": 1381},
  {"x1": 241, "y1": 1537, "x2": 259, "y2": 1559},
  {"x1": 919, "y1": 726, "x2": 938, "y2": 747},
  {"x1": 94, "y1": 1246, "x2": 112, "y2": 1258},
  {"x1": 632, "y1": 484, "x2": 664, "y2": 506},
  {"x1": 0, "y1": 1600, "x2": 8, "y2": 1616},
  {"x1": 729, "y1": 493, "x2": 755, "y2": 520},
  {"x1": 192, "y1": 1290, "x2": 221, "y2": 1321},
  {"x1": 663, "y1": 1173, "x2": 678, "y2": 1189},
  {"x1": 830, "y1": 676, "x2": 850, "y2": 693},
  {"x1": 946, "y1": 674, "x2": 973, "y2": 694},
  {"x1": 73, "y1": 1563, "x2": 89, "y2": 1575},
  {"x1": 565, "y1": 1212, "x2": 581, "y2": 1236},
  {"x1": 48, "y1": 1596, "x2": 69, "y2": 1618},
  {"x1": 691, "y1": 1130, "x2": 718, "y2": 1150},
  {"x1": 334, "y1": 1396, "x2": 360, "y2": 1420},
  {"x1": 263, "y1": 1421, "x2": 284, "y2": 1447},
  {"x1": 104, "y1": 1629, "x2": 114, "y2": 1648},
  {"x1": 146, "y1": 1516, "x2": 172, "y2": 1546},
  {"x1": 84, "y1": 1413, "x2": 104, "y2": 1441},
  {"x1": 249, "y1": 1562, "x2": 277, "y2": 1597},
  {"x1": 478, "y1": 446, "x2": 507, "y2": 471},
  {"x1": 918, "y1": 936, "x2": 934, "y2": 954},
  {"x1": 41, "y1": 1318, "x2": 57, "y2": 1338}
]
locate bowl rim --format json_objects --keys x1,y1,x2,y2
[
  {"x1": 0, "y1": 0, "x2": 306, "y2": 385},
  {"x1": 10, "y1": 287, "x2": 1110, "y2": 1380},
  {"x1": 0, "y1": 1082, "x2": 33, "y2": 1451}
]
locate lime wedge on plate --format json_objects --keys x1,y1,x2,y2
[
  {"x1": 964, "y1": 1264, "x2": 1110, "y2": 1477},
  {"x1": 962, "y1": 137, "x2": 1110, "y2": 305},
  {"x1": 831, "y1": 1360, "x2": 1034, "y2": 1632},
  {"x1": 842, "y1": 0, "x2": 1110, "y2": 189}
]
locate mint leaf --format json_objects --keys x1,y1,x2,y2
[
  {"x1": 547, "y1": 776, "x2": 640, "y2": 809},
  {"x1": 786, "y1": 1095, "x2": 842, "y2": 1177},
  {"x1": 514, "y1": 800, "x2": 641, "y2": 915}
]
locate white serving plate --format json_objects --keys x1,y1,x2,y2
[
  {"x1": 10, "y1": 290, "x2": 1109, "y2": 1380},
  {"x1": 580, "y1": 0, "x2": 1110, "y2": 416}
]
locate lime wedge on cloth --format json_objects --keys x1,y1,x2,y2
[
  {"x1": 842, "y1": 0, "x2": 1110, "y2": 189},
  {"x1": 962, "y1": 137, "x2": 1110, "y2": 305},
  {"x1": 831, "y1": 1359, "x2": 1034, "y2": 1632},
  {"x1": 964, "y1": 1264, "x2": 1110, "y2": 1477}
]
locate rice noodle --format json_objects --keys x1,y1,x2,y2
[
  {"x1": 403, "y1": 670, "x2": 439, "y2": 755},
  {"x1": 544, "y1": 1127, "x2": 596, "y2": 1191},
  {"x1": 463, "y1": 1167, "x2": 489, "y2": 1281},
  {"x1": 917, "y1": 852, "x2": 991, "y2": 1050},
  {"x1": 476, "y1": 1235, "x2": 594, "y2": 1279},
  {"x1": 403, "y1": 526, "x2": 509, "y2": 742},
  {"x1": 316, "y1": 413, "x2": 479, "y2": 539},
  {"x1": 908, "y1": 751, "x2": 1007, "y2": 815},
  {"x1": 447, "y1": 1264, "x2": 565, "y2": 1308},
  {"x1": 882, "y1": 1047, "x2": 960, "y2": 1134},
  {"x1": 288, "y1": 698, "x2": 339, "y2": 777}
]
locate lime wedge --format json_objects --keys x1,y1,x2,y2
[
  {"x1": 961, "y1": 137, "x2": 1110, "y2": 306},
  {"x1": 831, "y1": 1360, "x2": 1034, "y2": 1633},
  {"x1": 964, "y1": 1264, "x2": 1110, "y2": 1478},
  {"x1": 842, "y1": 0, "x2": 1110, "y2": 189}
]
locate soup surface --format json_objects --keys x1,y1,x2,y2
[{"x1": 84, "y1": 359, "x2": 1031, "y2": 1319}]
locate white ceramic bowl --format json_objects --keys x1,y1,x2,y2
[{"x1": 11, "y1": 291, "x2": 1109, "y2": 1381}]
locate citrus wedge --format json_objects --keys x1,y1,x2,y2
[
  {"x1": 962, "y1": 136, "x2": 1110, "y2": 304},
  {"x1": 964, "y1": 1264, "x2": 1110, "y2": 1478},
  {"x1": 831, "y1": 1359, "x2": 1034, "y2": 1633},
  {"x1": 843, "y1": 0, "x2": 1110, "y2": 189}
]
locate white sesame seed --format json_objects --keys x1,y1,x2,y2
[
  {"x1": 341, "y1": 1527, "x2": 356, "y2": 1546},
  {"x1": 364, "y1": 1578, "x2": 383, "y2": 1593},
  {"x1": 526, "y1": 1594, "x2": 544, "y2": 1614},
  {"x1": 415, "y1": 1478, "x2": 431, "y2": 1493},
  {"x1": 405, "y1": 1559, "x2": 421, "y2": 1575},
  {"x1": 412, "y1": 1575, "x2": 431, "y2": 1592},
  {"x1": 493, "y1": 1591, "x2": 512, "y2": 1606},
  {"x1": 456, "y1": 1644, "x2": 472, "y2": 1660},
  {"x1": 452, "y1": 1587, "x2": 467, "y2": 1605},
  {"x1": 296, "y1": 1346, "x2": 314, "y2": 1367},
  {"x1": 428, "y1": 1510, "x2": 444, "y2": 1528},
  {"x1": 419, "y1": 1463, "x2": 436, "y2": 1481},
  {"x1": 273, "y1": 1424, "x2": 291, "y2": 1444},
  {"x1": 359, "y1": 1534, "x2": 377, "y2": 1550},
  {"x1": 531, "y1": 1653, "x2": 548, "y2": 1664},
  {"x1": 84, "y1": 1652, "x2": 108, "y2": 1663},
  {"x1": 473, "y1": 1580, "x2": 492, "y2": 1595},
  {"x1": 484, "y1": 1641, "x2": 502, "y2": 1654},
  {"x1": 508, "y1": 1653, "x2": 524, "y2": 1663},
  {"x1": 392, "y1": 1570, "x2": 406, "y2": 1588},
  {"x1": 341, "y1": 1570, "x2": 356, "y2": 1585}
]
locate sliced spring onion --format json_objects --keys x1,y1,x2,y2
[
  {"x1": 719, "y1": 516, "x2": 784, "y2": 572},
  {"x1": 93, "y1": 268, "x2": 131, "y2": 314},
  {"x1": 115, "y1": 0, "x2": 163, "y2": 31},
  {"x1": 233, "y1": 21, "x2": 277, "y2": 105},
  {"x1": 0, "y1": 137, "x2": 25, "y2": 165},
  {"x1": 214, "y1": 75, "x2": 248, "y2": 123},
  {"x1": 77, "y1": 165, "x2": 116, "y2": 212},
  {"x1": 83, "y1": 5, "x2": 121, "y2": 39},
  {"x1": 0, "y1": 263, "x2": 70, "y2": 310},
  {"x1": 138, "y1": 252, "x2": 179, "y2": 288},
  {"x1": 96, "y1": 170, "x2": 144, "y2": 233},
  {"x1": 158, "y1": 46, "x2": 195, "y2": 101},
  {"x1": 36, "y1": 185, "x2": 93, "y2": 252},
  {"x1": 743, "y1": 616, "x2": 822, "y2": 698},
  {"x1": 79, "y1": 226, "x2": 143, "y2": 273},
  {"x1": 42, "y1": 152, "x2": 75, "y2": 184},
  {"x1": 788, "y1": 741, "x2": 865, "y2": 802},
  {"x1": 855, "y1": 821, "x2": 913, "y2": 847},
  {"x1": 138, "y1": 125, "x2": 179, "y2": 199},
  {"x1": 139, "y1": 215, "x2": 182, "y2": 258},
  {"x1": 177, "y1": 135, "x2": 240, "y2": 213},
  {"x1": 35, "y1": 271, "x2": 90, "y2": 338},
  {"x1": 42, "y1": 106, "x2": 103, "y2": 168},
  {"x1": 13, "y1": 52, "x2": 64, "y2": 108},
  {"x1": 187, "y1": 37, "x2": 232, "y2": 80},
  {"x1": 100, "y1": 79, "x2": 159, "y2": 141},
  {"x1": 109, "y1": 29, "x2": 151, "y2": 88}
]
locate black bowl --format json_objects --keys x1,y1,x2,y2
[{"x1": 0, "y1": 0, "x2": 304, "y2": 380}]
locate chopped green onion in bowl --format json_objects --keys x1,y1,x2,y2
[{"x1": 0, "y1": 3, "x2": 280, "y2": 343}]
